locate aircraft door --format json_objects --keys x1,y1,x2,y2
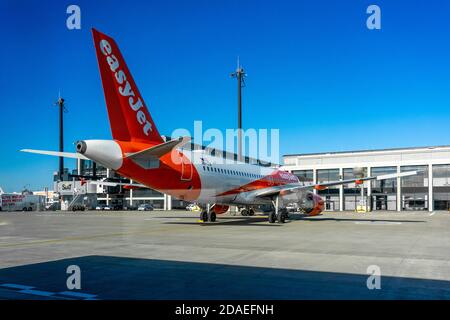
[{"x1": 180, "y1": 151, "x2": 193, "y2": 181}]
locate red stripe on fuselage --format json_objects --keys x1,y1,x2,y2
[{"x1": 217, "y1": 170, "x2": 298, "y2": 196}]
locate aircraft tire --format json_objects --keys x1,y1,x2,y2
[
  {"x1": 277, "y1": 212, "x2": 286, "y2": 223},
  {"x1": 248, "y1": 209, "x2": 255, "y2": 216},
  {"x1": 200, "y1": 211, "x2": 208, "y2": 222},
  {"x1": 208, "y1": 212, "x2": 216, "y2": 222},
  {"x1": 268, "y1": 211, "x2": 276, "y2": 223},
  {"x1": 241, "y1": 209, "x2": 248, "y2": 216}
]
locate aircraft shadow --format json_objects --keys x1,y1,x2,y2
[
  {"x1": 157, "y1": 214, "x2": 425, "y2": 225},
  {"x1": 163, "y1": 216, "x2": 282, "y2": 227},
  {"x1": 289, "y1": 214, "x2": 426, "y2": 223},
  {"x1": 0, "y1": 255, "x2": 449, "y2": 300}
]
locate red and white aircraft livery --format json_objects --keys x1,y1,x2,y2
[{"x1": 22, "y1": 29, "x2": 418, "y2": 223}]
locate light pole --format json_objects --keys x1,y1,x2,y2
[
  {"x1": 231, "y1": 58, "x2": 246, "y2": 162},
  {"x1": 55, "y1": 95, "x2": 67, "y2": 181}
]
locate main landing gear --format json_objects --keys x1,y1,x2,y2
[
  {"x1": 199, "y1": 205, "x2": 216, "y2": 223},
  {"x1": 240, "y1": 207, "x2": 255, "y2": 216},
  {"x1": 269, "y1": 196, "x2": 288, "y2": 224}
]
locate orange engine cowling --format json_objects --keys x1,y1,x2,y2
[
  {"x1": 300, "y1": 193, "x2": 324, "y2": 216},
  {"x1": 213, "y1": 204, "x2": 229, "y2": 215}
]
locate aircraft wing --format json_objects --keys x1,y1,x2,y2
[{"x1": 253, "y1": 170, "x2": 418, "y2": 198}]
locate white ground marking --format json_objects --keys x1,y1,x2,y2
[
  {"x1": 354, "y1": 221, "x2": 402, "y2": 225},
  {"x1": 144, "y1": 218, "x2": 180, "y2": 222}
]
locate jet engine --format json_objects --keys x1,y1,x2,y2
[
  {"x1": 298, "y1": 192, "x2": 324, "y2": 216},
  {"x1": 213, "y1": 204, "x2": 229, "y2": 215}
]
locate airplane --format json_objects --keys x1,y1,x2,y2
[{"x1": 21, "y1": 28, "x2": 419, "y2": 224}]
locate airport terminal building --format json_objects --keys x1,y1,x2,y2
[{"x1": 282, "y1": 145, "x2": 450, "y2": 212}]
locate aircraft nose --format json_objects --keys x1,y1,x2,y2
[{"x1": 76, "y1": 140, "x2": 87, "y2": 154}]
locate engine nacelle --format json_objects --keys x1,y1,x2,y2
[
  {"x1": 298, "y1": 192, "x2": 324, "y2": 216},
  {"x1": 213, "y1": 204, "x2": 229, "y2": 215}
]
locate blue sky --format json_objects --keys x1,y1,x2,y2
[{"x1": 1, "y1": 0, "x2": 449, "y2": 192}]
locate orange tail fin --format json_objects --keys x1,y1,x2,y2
[{"x1": 92, "y1": 28, "x2": 163, "y2": 144}]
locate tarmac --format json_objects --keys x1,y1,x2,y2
[{"x1": 0, "y1": 209, "x2": 449, "y2": 299}]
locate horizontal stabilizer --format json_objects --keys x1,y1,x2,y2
[
  {"x1": 125, "y1": 136, "x2": 191, "y2": 160},
  {"x1": 20, "y1": 149, "x2": 89, "y2": 160}
]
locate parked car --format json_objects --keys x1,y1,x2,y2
[
  {"x1": 138, "y1": 204, "x2": 154, "y2": 211},
  {"x1": 95, "y1": 204, "x2": 111, "y2": 211},
  {"x1": 71, "y1": 204, "x2": 86, "y2": 212},
  {"x1": 186, "y1": 203, "x2": 201, "y2": 212},
  {"x1": 286, "y1": 203, "x2": 299, "y2": 213}
]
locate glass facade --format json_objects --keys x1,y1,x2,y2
[
  {"x1": 317, "y1": 169, "x2": 340, "y2": 211},
  {"x1": 343, "y1": 168, "x2": 361, "y2": 211},
  {"x1": 132, "y1": 189, "x2": 164, "y2": 197},
  {"x1": 79, "y1": 160, "x2": 108, "y2": 178},
  {"x1": 433, "y1": 164, "x2": 450, "y2": 210},
  {"x1": 131, "y1": 199, "x2": 165, "y2": 209},
  {"x1": 401, "y1": 165, "x2": 428, "y2": 211},
  {"x1": 292, "y1": 170, "x2": 314, "y2": 183},
  {"x1": 371, "y1": 166, "x2": 397, "y2": 211},
  {"x1": 287, "y1": 163, "x2": 450, "y2": 212}
]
